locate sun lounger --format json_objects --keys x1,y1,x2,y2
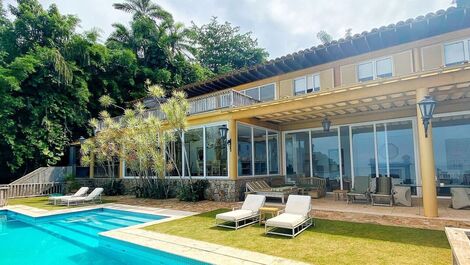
[
  {"x1": 215, "y1": 194, "x2": 266, "y2": 229},
  {"x1": 265, "y1": 195, "x2": 313, "y2": 238},
  {"x1": 245, "y1": 180, "x2": 297, "y2": 204},
  {"x1": 61, "y1": 188, "x2": 104, "y2": 207},
  {"x1": 48, "y1": 187, "x2": 89, "y2": 205}
]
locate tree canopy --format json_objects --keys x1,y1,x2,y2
[{"x1": 0, "y1": 0, "x2": 269, "y2": 183}]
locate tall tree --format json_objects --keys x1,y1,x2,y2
[
  {"x1": 191, "y1": 17, "x2": 269, "y2": 75},
  {"x1": 316, "y1": 30, "x2": 333, "y2": 44},
  {"x1": 113, "y1": 0, "x2": 173, "y2": 23}
]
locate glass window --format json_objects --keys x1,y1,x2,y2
[
  {"x1": 259, "y1": 84, "x2": 275, "y2": 102},
  {"x1": 238, "y1": 124, "x2": 252, "y2": 176},
  {"x1": 268, "y1": 131, "x2": 279, "y2": 175},
  {"x1": 184, "y1": 128, "x2": 204, "y2": 177},
  {"x1": 386, "y1": 121, "x2": 416, "y2": 193},
  {"x1": 444, "y1": 42, "x2": 465, "y2": 66},
  {"x1": 376, "y1": 124, "x2": 388, "y2": 178},
  {"x1": 294, "y1": 77, "x2": 307, "y2": 95},
  {"x1": 311, "y1": 129, "x2": 340, "y2": 191},
  {"x1": 358, "y1": 62, "x2": 374, "y2": 82},
  {"x1": 205, "y1": 125, "x2": 228, "y2": 177},
  {"x1": 433, "y1": 115, "x2": 470, "y2": 196},
  {"x1": 245, "y1": 88, "x2": 259, "y2": 100},
  {"x1": 166, "y1": 136, "x2": 183, "y2": 177},
  {"x1": 376, "y1": 58, "x2": 392, "y2": 78},
  {"x1": 351, "y1": 125, "x2": 376, "y2": 182},
  {"x1": 340, "y1": 126, "x2": 352, "y2": 191},
  {"x1": 253, "y1": 128, "x2": 267, "y2": 175},
  {"x1": 285, "y1": 132, "x2": 311, "y2": 183},
  {"x1": 312, "y1": 74, "x2": 321, "y2": 92}
]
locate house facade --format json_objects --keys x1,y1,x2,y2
[{"x1": 94, "y1": 7, "x2": 470, "y2": 217}]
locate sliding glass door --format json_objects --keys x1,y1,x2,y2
[
  {"x1": 285, "y1": 132, "x2": 310, "y2": 182},
  {"x1": 311, "y1": 129, "x2": 340, "y2": 191}
]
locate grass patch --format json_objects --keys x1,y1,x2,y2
[
  {"x1": 8, "y1": 196, "x2": 117, "y2": 210},
  {"x1": 145, "y1": 209, "x2": 451, "y2": 265}
]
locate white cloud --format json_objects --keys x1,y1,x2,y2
[{"x1": 4, "y1": 0, "x2": 451, "y2": 58}]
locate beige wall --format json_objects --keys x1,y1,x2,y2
[{"x1": 218, "y1": 28, "x2": 470, "y2": 96}]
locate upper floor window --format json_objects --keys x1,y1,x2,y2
[
  {"x1": 444, "y1": 40, "x2": 469, "y2": 66},
  {"x1": 357, "y1": 57, "x2": 393, "y2": 82},
  {"x1": 294, "y1": 74, "x2": 320, "y2": 95},
  {"x1": 241, "y1": 83, "x2": 275, "y2": 102},
  {"x1": 294, "y1": 77, "x2": 307, "y2": 95}
]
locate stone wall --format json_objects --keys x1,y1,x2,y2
[{"x1": 77, "y1": 175, "x2": 286, "y2": 202}]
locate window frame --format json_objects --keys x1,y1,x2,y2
[
  {"x1": 357, "y1": 56, "x2": 394, "y2": 82},
  {"x1": 294, "y1": 74, "x2": 321, "y2": 95},
  {"x1": 443, "y1": 39, "x2": 469, "y2": 67},
  {"x1": 240, "y1": 82, "x2": 276, "y2": 102}
]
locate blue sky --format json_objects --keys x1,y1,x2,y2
[{"x1": 4, "y1": 0, "x2": 452, "y2": 59}]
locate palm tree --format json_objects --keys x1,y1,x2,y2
[
  {"x1": 113, "y1": 0, "x2": 173, "y2": 23},
  {"x1": 163, "y1": 22, "x2": 195, "y2": 59}
]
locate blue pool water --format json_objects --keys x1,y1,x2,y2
[{"x1": 0, "y1": 209, "x2": 208, "y2": 265}]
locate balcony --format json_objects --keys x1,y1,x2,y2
[{"x1": 96, "y1": 89, "x2": 259, "y2": 131}]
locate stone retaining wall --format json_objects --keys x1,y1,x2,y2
[{"x1": 76, "y1": 175, "x2": 285, "y2": 202}]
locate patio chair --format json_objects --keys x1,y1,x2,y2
[
  {"x1": 215, "y1": 194, "x2": 266, "y2": 229},
  {"x1": 245, "y1": 180, "x2": 297, "y2": 204},
  {"x1": 61, "y1": 188, "x2": 104, "y2": 207},
  {"x1": 450, "y1": 188, "x2": 470, "y2": 209},
  {"x1": 265, "y1": 195, "x2": 313, "y2": 238},
  {"x1": 347, "y1": 176, "x2": 371, "y2": 204},
  {"x1": 48, "y1": 187, "x2": 89, "y2": 205},
  {"x1": 371, "y1": 176, "x2": 393, "y2": 206}
]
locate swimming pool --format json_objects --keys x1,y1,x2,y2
[{"x1": 0, "y1": 209, "x2": 208, "y2": 265}]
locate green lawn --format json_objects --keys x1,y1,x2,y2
[
  {"x1": 7, "y1": 196, "x2": 117, "y2": 210},
  {"x1": 145, "y1": 209, "x2": 451, "y2": 265}
]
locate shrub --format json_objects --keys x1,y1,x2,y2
[
  {"x1": 133, "y1": 179, "x2": 174, "y2": 199},
  {"x1": 64, "y1": 173, "x2": 80, "y2": 194},
  {"x1": 176, "y1": 180, "x2": 209, "y2": 202},
  {"x1": 103, "y1": 179, "x2": 125, "y2": 196}
]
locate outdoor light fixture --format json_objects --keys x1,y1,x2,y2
[
  {"x1": 219, "y1": 125, "x2": 231, "y2": 151},
  {"x1": 79, "y1": 136, "x2": 86, "y2": 145},
  {"x1": 322, "y1": 116, "x2": 331, "y2": 132},
  {"x1": 417, "y1": 95, "x2": 437, "y2": 138}
]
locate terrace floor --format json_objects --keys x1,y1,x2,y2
[{"x1": 110, "y1": 194, "x2": 470, "y2": 230}]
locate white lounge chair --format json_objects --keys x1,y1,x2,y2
[
  {"x1": 61, "y1": 188, "x2": 104, "y2": 207},
  {"x1": 48, "y1": 187, "x2": 89, "y2": 205},
  {"x1": 265, "y1": 195, "x2": 313, "y2": 238},
  {"x1": 215, "y1": 194, "x2": 266, "y2": 230}
]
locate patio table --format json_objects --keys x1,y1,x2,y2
[{"x1": 259, "y1": 207, "x2": 280, "y2": 225}]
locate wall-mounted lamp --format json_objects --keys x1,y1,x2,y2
[
  {"x1": 219, "y1": 125, "x2": 232, "y2": 151},
  {"x1": 417, "y1": 95, "x2": 437, "y2": 138},
  {"x1": 322, "y1": 116, "x2": 331, "y2": 132},
  {"x1": 79, "y1": 136, "x2": 86, "y2": 145}
]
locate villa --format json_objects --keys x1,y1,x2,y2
[
  {"x1": 3, "y1": 5, "x2": 470, "y2": 265},
  {"x1": 83, "y1": 7, "x2": 470, "y2": 219}
]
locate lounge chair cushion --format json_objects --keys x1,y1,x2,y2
[
  {"x1": 49, "y1": 187, "x2": 89, "y2": 201},
  {"x1": 216, "y1": 210, "x2": 254, "y2": 222},
  {"x1": 241, "y1": 194, "x2": 266, "y2": 213},
  {"x1": 265, "y1": 213, "x2": 306, "y2": 229},
  {"x1": 285, "y1": 195, "x2": 311, "y2": 217}
]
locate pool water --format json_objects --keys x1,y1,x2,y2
[{"x1": 0, "y1": 209, "x2": 207, "y2": 265}]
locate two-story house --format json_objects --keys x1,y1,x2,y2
[{"x1": 93, "y1": 7, "x2": 470, "y2": 217}]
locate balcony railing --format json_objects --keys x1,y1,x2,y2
[{"x1": 96, "y1": 89, "x2": 259, "y2": 131}]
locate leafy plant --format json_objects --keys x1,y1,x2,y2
[
  {"x1": 63, "y1": 173, "x2": 80, "y2": 194},
  {"x1": 103, "y1": 179, "x2": 126, "y2": 196},
  {"x1": 133, "y1": 179, "x2": 174, "y2": 199},
  {"x1": 176, "y1": 180, "x2": 208, "y2": 202}
]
